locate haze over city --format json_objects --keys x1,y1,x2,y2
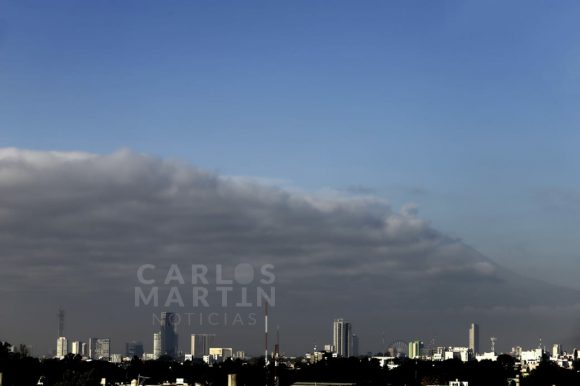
[{"x1": 1, "y1": 0, "x2": 580, "y2": 362}]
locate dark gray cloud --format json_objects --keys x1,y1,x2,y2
[{"x1": 1, "y1": 148, "x2": 579, "y2": 356}]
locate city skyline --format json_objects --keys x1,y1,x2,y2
[{"x1": 45, "y1": 315, "x2": 575, "y2": 361}]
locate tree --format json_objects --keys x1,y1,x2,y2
[{"x1": 54, "y1": 369, "x2": 99, "y2": 386}]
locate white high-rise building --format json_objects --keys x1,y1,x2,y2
[
  {"x1": 56, "y1": 337, "x2": 68, "y2": 358},
  {"x1": 191, "y1": 334, "x2": 215, "y2": 358},
  {"x1": 333, "y1": 318, "x2": 352, "y2": 357},
  {"x1": 469, "y1": 323, "x2": 480, "y2": 355},
  {"x1": 153, "y1": 332, "x2": 162, "y2": 359},
  {"x1": 71, "y1": 341, "x2": 82, "y2": 355},
  {"x1": 552, "y1": 344, "x2": 562, "y2": 358}
]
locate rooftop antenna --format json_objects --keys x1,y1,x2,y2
[
  {"x1": 264, "y1": 303, "x2": 269, "y2": 386},
  {"x1": 274, "y1": 325, "x2": 280, "y2": 386},
  {"x1": 57, "y1": 308, "x2": 65, "y2": 337},
  {"x1": 265, "y1": 303, "x2": 269, "y2": 363},
  {"x1": 490, "y1": 337, "x2": 497, "y2": 354},
  {"x1": 275, "y1": 325, "x2": 280, "y2": 360}
]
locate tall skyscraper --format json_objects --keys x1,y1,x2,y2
[
  {"x1": 408, "y1": 340, "x2": 423, "y2": 359},
  {"x1": 56, "y1": 337, "x2": 68, "y2": 358},
  {"x1": 159, "y1": 312, "x2": 178, "y2": 358},
  {"x1": 552, "y1": 344, "x2": 562, "y2": 358},
  {"x1": 191, "y1": 334, "x2": 215, "y2": 358},
  {"x1": 351, "y1": 334, "x2": 359, "y2": 357},
  {"x1": 469, "y1": 323, "x2": 480, "y2": 354},
  {"x1": 71, "y1": 341, "x2": 82, "y2": 355},
  {"x1": 88, "y1": 338, "x2": 98, "y2": 359},
  {"x1": 87, "y1": 338, "x2": 98, "y2": 359},
  {"x1": 153, "y1": 332, "x2": 162, "y2": 359},
  {"x1": 333, "y1": 318, "x2": 352, "y2": 357}
]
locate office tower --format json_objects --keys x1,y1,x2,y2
[
  {"x1": 153, "y1": 332, "x2": 161, "y2": 359},
  {"x1": 126, "y1": 341, "x2": 144, "y2": 358},
  {"x1": 56, "y1": 337, "x2": 68, "y2": 358},
  {"x1": 159, "y1": 312, "x2": 178, "y2": 358},
  {"x1": 408, "y1": 340, "x2": 424, "y2": 359},
  {"x1": 88, "y1": 338, "x2": 98, "y2": 359},
  {"x1": 469, "y1": 323, "x2": 480, "y2": 354},
  {"x1": 352, "y1": 334, "x2": 359, "y2": 357},
  {"x1": 191, "y1": 334, "x2": 215, "y2": 358},
  {"x1": 333, "y1": 318, "x2": 352, "y2": 357},
  {"x1": 81, "y1": 342, "x2": 87, "y2": 357},
  {"x1": 552, "y1": 344, "x2": 562, "y2": 358},
  {"x1": 71, "y1": 341, "x2": 82, "y2": 355},
  {"x1": 95, "y1": 338, "x2": 111, "y2": 359}
]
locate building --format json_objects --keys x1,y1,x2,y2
[
  {"x1": 448, "y1": 347, "x2": 471, "y2": 362},
  {"x1": 126, "y1": 341, "x2": 144, "y2": 358},
  {"x1": 81, "y1": 342, "x2": 87, "y2": 357},
  {"x1": 552, "y1": 344, "x2": 562, "y2": 358},
  {"x1": 71, "y1": 341, "x2": 82, "y2": 355},
  {"x1": 469, "y1": 323, "x2": 479, "y2": 355},
  {"x1": 88, "y1": 338, "x2": 98, "y2": 359},
  {"x1": 333, "y1": 318, "x2": 352, "y2": 357},
  {"x1": 153, "y1": 332, "x2": 161, "y2": 359},
  {"x1": 190, "y1": 334, "x2": 215, "y2": 358},
  {"x1": 476, "y1": 352, "x2": 498, "y2": 361},
  {"x1": 110, "y1": 353, "x2": 123, "y2": 363},
  {"x1": 208, "y1": 347, "x2": 233, "y2": 362},
  {"x1": 56, "y1": 337, "x2": 68, "y2": 358},
  {"x1": 521, "y1": 348, "x2": 543, "y2": 363},
  {"x1": 95, "y1": 338, "x2": 111, "y2": 360},
  {"x1": 408, "y1": 340, "x2": 424, "y2": 359},
  {"x1": 159, "y1": 312, "x2": 178, "y2": 358},
  {"x1": 323, "y1": 344, "x2": 335, "y2": 352},
  {"x1": 143, "y1": 352, "x2": 156, "y2": 360},
  {"x1": 351, "y1": 334, "x2": 359, "y2": 357}
]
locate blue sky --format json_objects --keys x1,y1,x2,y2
[{"x1": 1, "y1": 0, "x2": 580, "y2": 289}]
